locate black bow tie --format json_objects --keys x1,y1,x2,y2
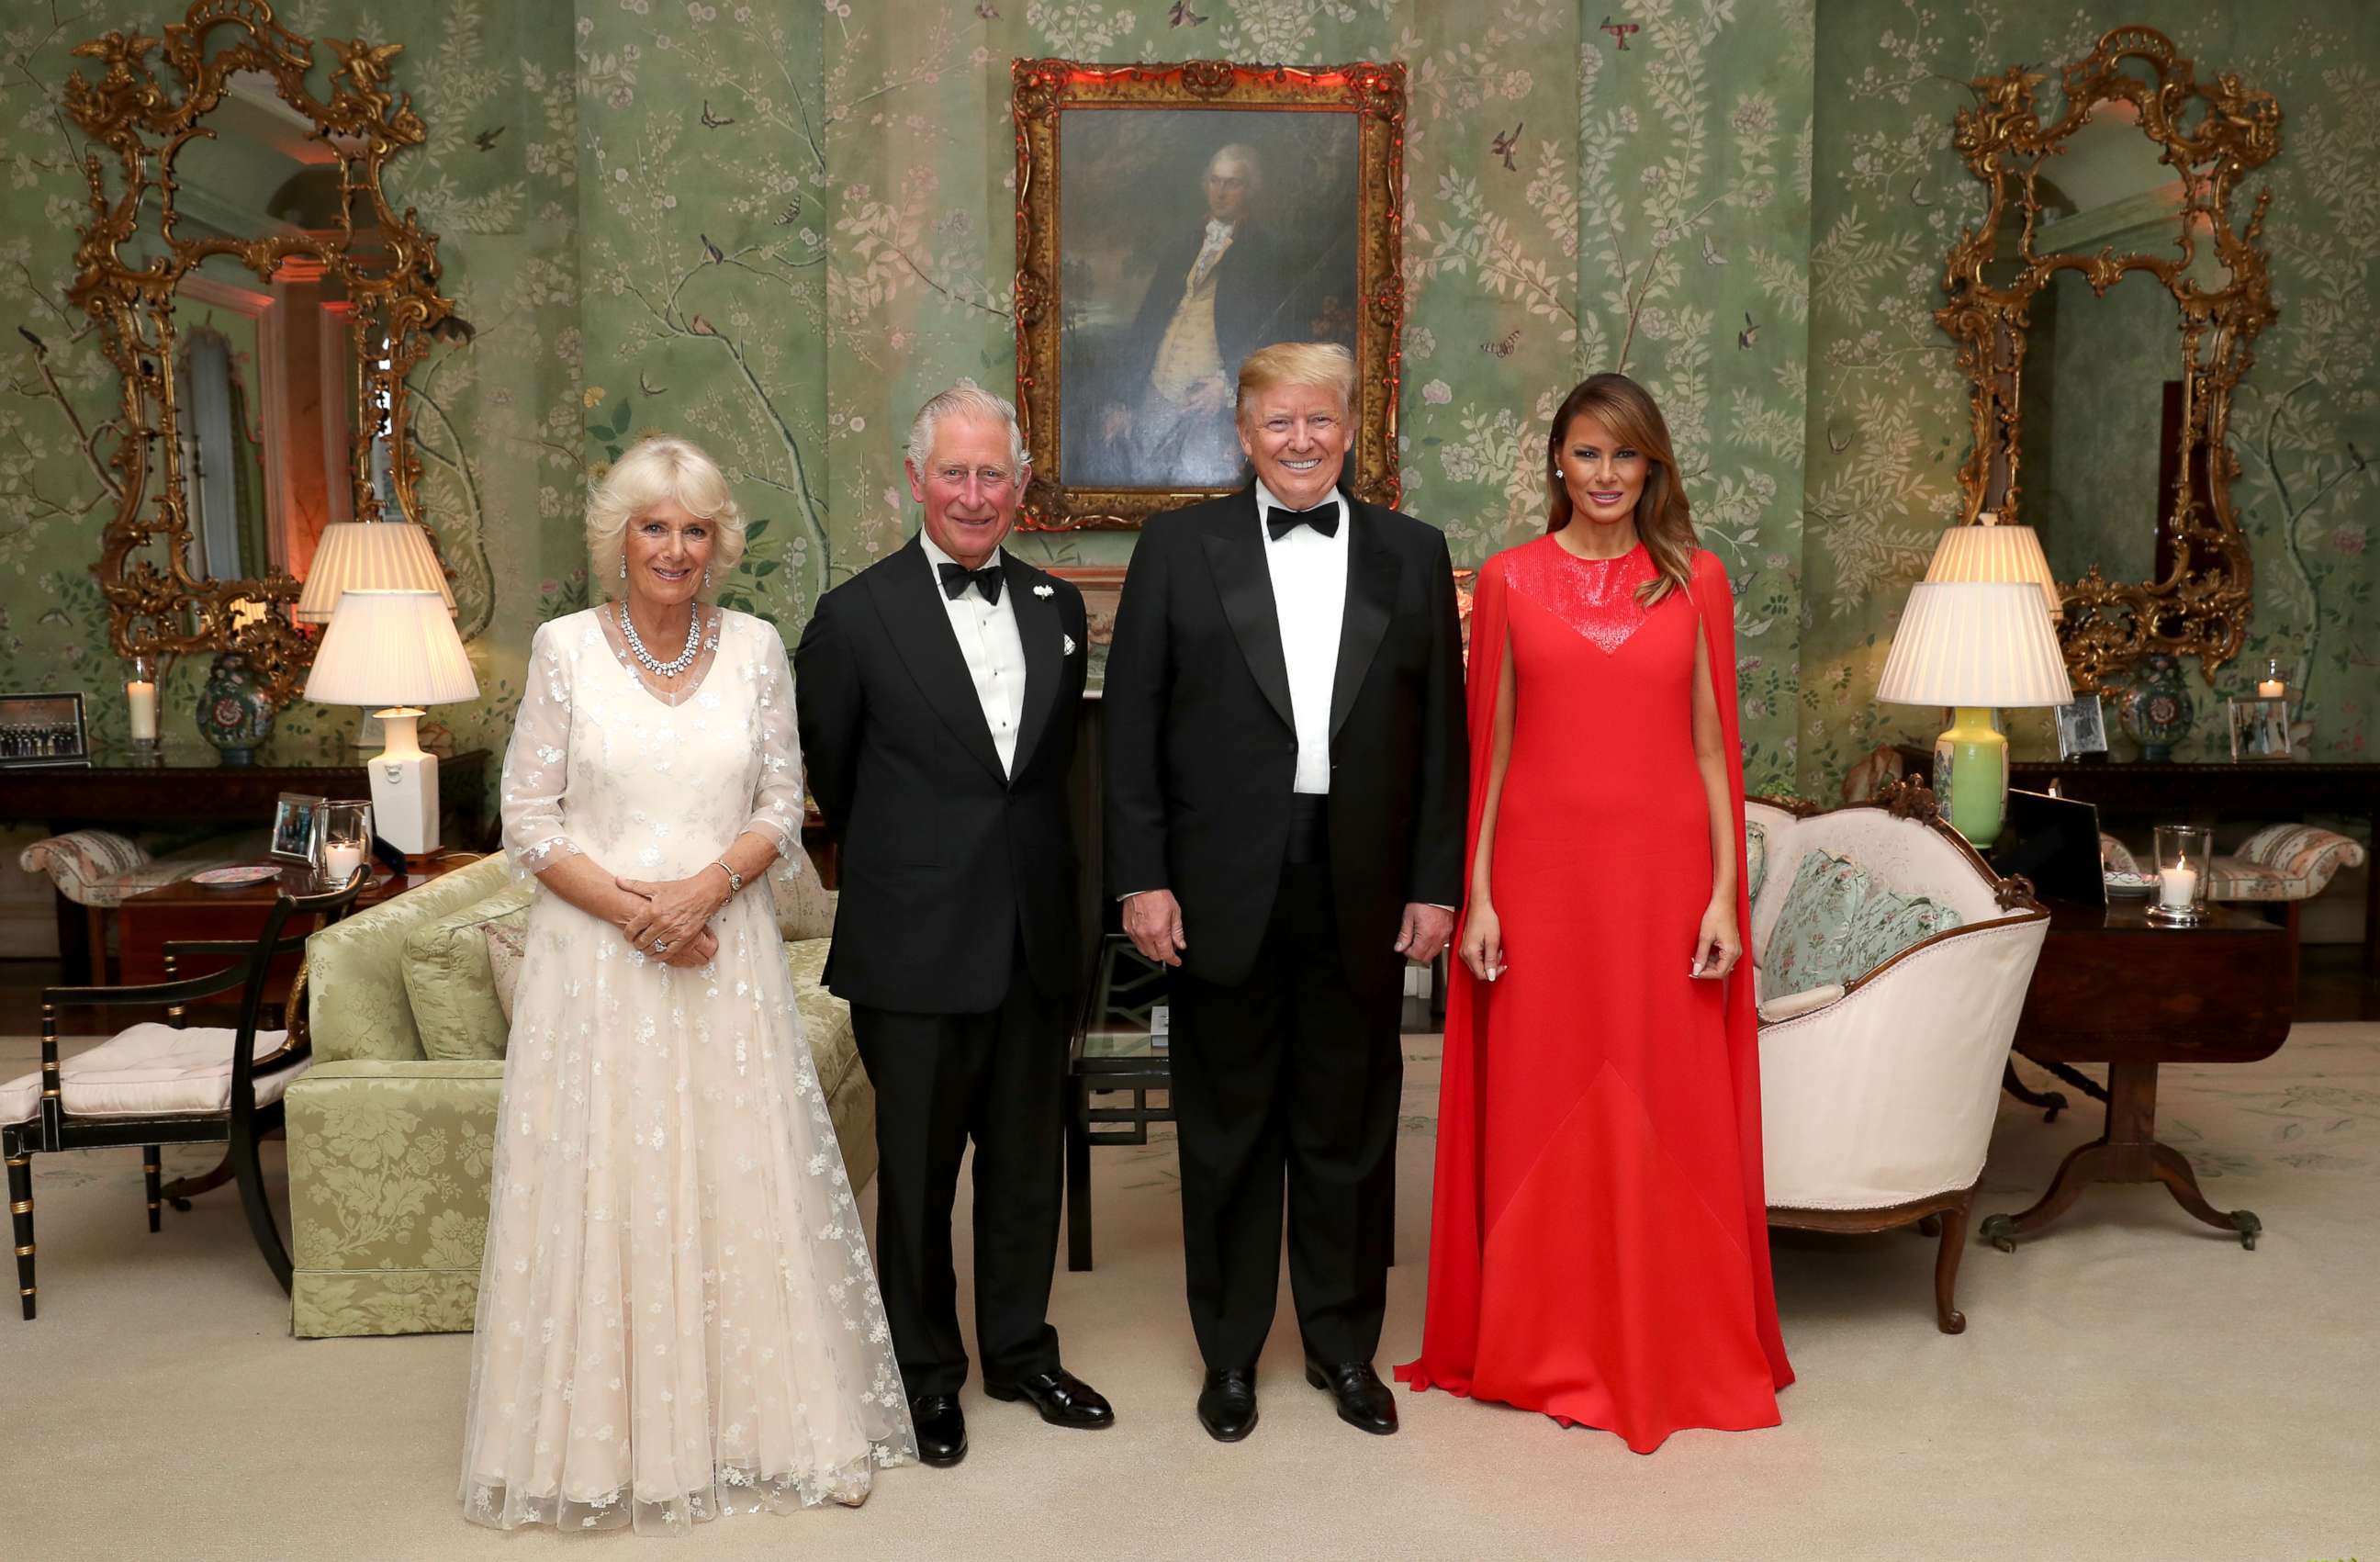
[
  {"x1": 937, "y1": 559, "x2": 1005, "y2": 605},
  {"x1": 1266, "y1": 501, "x2": 1340, "y2": 541}
]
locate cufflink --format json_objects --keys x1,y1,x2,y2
[{"x1": 1063, "y1": 633, "x2": 1077, "y2": 657}]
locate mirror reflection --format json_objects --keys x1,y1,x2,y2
[{"x1": 2021, "y1": 266, "x2": 2172, "y2": 590}]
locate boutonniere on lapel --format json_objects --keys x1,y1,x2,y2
[
  {"x1": 1033, "y1": 583, "x2": 1054, "y2": 599},
  {"x1": 1063, "y1": 633, "x2": 1077, "y2": 657}
]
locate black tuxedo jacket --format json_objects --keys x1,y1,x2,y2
[
  {"x1": 1102, "y1": 484, "x2": 1467, "y2": 994},
  {"x1": 794, "y1": 538, "x2": 1089, "y2": 1014}
]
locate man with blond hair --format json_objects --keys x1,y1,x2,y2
[
  {"x1": 1104, "y1": 342, "x2": 1466, "y2": 1442},
  {"x1": 796, "y1": 381, "x2": 1107, "y2": 1469}
]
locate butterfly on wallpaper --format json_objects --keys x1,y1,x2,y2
[
  {"x1": 1826, "y1": 423, "x2": 1854, "y2": 455},
  {"x1": 776, "y1": 196, "x2": 803, "y2": 225},
  {"x1": 1480, "y1": 330, "x2": 1521, "y2": 358},
  {"x1": 639, "y1": 370, "x2": 668, "y2": 398},
  {"x1": 1170, "y1": 1, "x2": 1209, "y2": 26},
  {"x1": 473, "y1": 125, "x2": 505, "y2": 151},
  {"x1": 1737, "y1": 311, "x2": 1760, "y2": 350},
  {"x1": 1491, "y1": 121, "x2": 1523, "y2": 172},
  {"x1": 701, "y1": 100, "x2": 735, "y2": 129},
  {"x1": 1701, "y1": 233, "x2": 1727, "y2": 265}
]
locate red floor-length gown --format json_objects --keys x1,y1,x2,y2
[{"x1": 1397, "y1": 535, "x2": 1792, "y2": 1453}]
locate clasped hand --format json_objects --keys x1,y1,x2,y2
[{"x1": 616, "y1": 870, "x2": 730, "y2": 969}]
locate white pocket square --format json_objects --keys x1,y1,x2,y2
[
  {"x1": 1033, "y1": 583, "x2": 1055, "y2": 598},
  {"x1": 1063, "y1": 633, "x2": 1077, "y2": 656}
]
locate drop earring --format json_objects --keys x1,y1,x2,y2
[
  {"x1": 619, "y1": 556, "x2": 627, "y2": 579},
  {"x1": 702, "y1": 567, "x2": 712, "y2": 589}
]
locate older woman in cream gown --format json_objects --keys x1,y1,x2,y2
[{"x1": 460, "y1": 437, "x2": 914, "y2": 1534}]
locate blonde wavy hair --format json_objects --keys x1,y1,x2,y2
[
  {"x1": 1236, "y1": 341, "x2": 1359, "y2": 422},
  {"x1": 586, "y1": 435, "x2": 747, "y2": 601}
]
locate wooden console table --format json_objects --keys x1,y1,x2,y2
[
  {"x1": 1894, "y1": 749, "x2": 2379, "y2": 964},
  {"x1": 1982, "y1": 899, "x2": 2295, "y2": 1252}
]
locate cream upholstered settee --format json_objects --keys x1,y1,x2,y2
[
  {"x1": 1746, "y1": 781, "x2": 2049, "y2": 1333},
  {"x1": 282, "y1": 851, "x2": 868, "y2": 1338}
]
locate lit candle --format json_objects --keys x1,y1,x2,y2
[
  {"x1": 2160, "y1": 855, "x2": 2197, "y2": 909},
  {"x1": 323, "y1": 841, "x2": 365, "y2": 882},
  {"x1": 2257, "y1": 677, "x2": 2285, "y2": 698},
  {"x1": 126, "y1": 679, "x2": 158, "y2": 741}
]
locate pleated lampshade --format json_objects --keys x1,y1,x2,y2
[
  {"x1": 1877, "y1": 581, "x2": 2073, "y2": 709},
  {"x1": 294, "y1": 521, "x2": 455, "y2": 624},
  {"x1": 305, "y1": 589, "x2": 479, "y2": 708},
  {"x1": 1924, "y1": 513, "x2": 2063, "y2": 621}
]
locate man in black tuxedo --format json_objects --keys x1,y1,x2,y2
[
  {"x1": 1104, "y1": 342, "x2": 1467, "y2": 1442},
  {"x1": 795, "y1": 381, "x2": 1108, "y2": 1467}
]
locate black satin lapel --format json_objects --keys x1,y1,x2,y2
[
  {"x1": 1202, "y1": 499, "x2": 1297, "y2": 735},
  {"x1": 1008, "y1": 556, "x2": 1062, "y2": 782},
  {"x1": 864, "y1": 539, "x2": 1006, "y2": 783},
  {"x1": 1330, "y1": 503, "x2": 1399, "y2": 739}
]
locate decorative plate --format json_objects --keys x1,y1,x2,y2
[
  {"x1": 190, "y1": 865, "x2": 280, "y2": 888},
  {"x1": 2103, "y1": 871, "x2": 2159, "y2": 898}
]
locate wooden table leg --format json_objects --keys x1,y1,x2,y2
[
  {"x1": 1980, "y1": 1062, "x2": 2261, "y2": 1250},
  {"x1": 161, "y1": 1150, "x2": 235, "y2": 1211},
  {"x1": 1998, "y1": 1060, "x2": 2068, "y2": 1123}
]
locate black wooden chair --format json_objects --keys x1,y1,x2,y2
[{"x1": 4, "y1": 869, "x2": 366, "y2": 1320}]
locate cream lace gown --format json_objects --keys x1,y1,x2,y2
[{"x1": 460, "y1": 606, "x2": 915, "y2": 1534}]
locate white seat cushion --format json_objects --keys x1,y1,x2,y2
[{"x1": 0, "y1": 1024, "x2": 301, "y2": 1123}]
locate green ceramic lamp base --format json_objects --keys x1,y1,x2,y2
[{"x1": 1933, "y1": 707, "x2": 2008, "y2": 848}]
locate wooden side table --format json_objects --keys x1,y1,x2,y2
[{"x1": 1981, "y1": 899, "x2": 2295, "y2": 1252}]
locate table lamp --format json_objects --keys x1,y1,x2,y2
[
  {"x1": 294, "y1": 520, "x2": 455, "y2": 623},
  {"x1": 1876, "y1": 580, "x2": 2073, "y2": 848},
  {"x1": 303, "y1": 589, "x2": 478, "y2": 859},
  {"x1": 1925, "y1": 511, "x2": 2063, "y2": 622}
]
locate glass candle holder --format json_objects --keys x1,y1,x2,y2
[
  {"x1": 2149, "y1": 824, "x2": 2211, "y2": 927},
  {"x1": 125, "y1": 653, "x2": 160, "y2": 751},
  {"x1": 320, "y1": 798, "x2": 374, "y2": 885}
]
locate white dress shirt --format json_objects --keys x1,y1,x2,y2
[
  {"x1": 1255, "y1": 478, "x2": 1350, "y2": 795},
  {"x1": 919, "y1": 530, "x2": 1027, "y2": 777}
]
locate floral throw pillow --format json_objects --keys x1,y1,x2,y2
[
  {"x1": 1845, "y1": 886, "x2": 1963, "y2": 974},
  {"x1": 1763, "y1": 850, "x2": 1870, "y2": 997}
]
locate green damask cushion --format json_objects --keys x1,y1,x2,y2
[
  {"x1": 403, "y1": 882, "x2": 534, "y2": 1062},
  {"x1": 1746, "y1": 820, "x2": 1769, "y2": 903},
  {"x1": 285, "y1": 1058, "x2": 502, "y2": 1338},
  {"x1": 307, "y1": 854, "x2": 518, "y2": 1063},
  {"x1": 1763, "y1": 848, "x2": 1963, "y2": 997}
]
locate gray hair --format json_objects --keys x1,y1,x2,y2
[
  {"x1": 1207, "y1": 142, "x2": 1263, "y2": 191},
  {"x1": 586, "y1": 434, "x2": 747, "y2": 601},
  {"x1": 904, "y1": 380, "x2": 1029, "y2": 478}
]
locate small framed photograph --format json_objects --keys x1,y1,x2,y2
[
  {"x1": 2054, "y1": 693, "x2": 2108, "y2": 759},
  {"x1": 2228, "y1": 696, "x2": 2293, "y2": 760},
  {"x1": 0, "y1": 691, "x2": 90, "y2": 769},
  {"x1": 269, "y1": 791, "x2": 328, "y2": 868}
]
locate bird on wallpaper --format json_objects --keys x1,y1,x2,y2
[
  {"x1": 16, "y1": 325, "x2": 44, "y2": 355},
  {"x1": 1700, "y1": 233, "x2": 1727, "y2": 265},
  {"x1": 638, "y1": 370, "x2": 668, "y2": 397},
  {"x1": 1737, "y1": 311, "x2": 1760, "y2": 350},
  {"x1": 473, "y1": 126, "x2": 505, "y2": 152},
  {"x1": 429, "y1": 314, "x2": 477, "y2": 346},
  {"x1": 688, "y1": 314, "x2": 718, "y2": 336},
  {"x1": 1169, "y1": 1, "x2": 1209, "y2": 25},
  {"x1": 701, "y1": 100, "x2": 735, "y2": 129},
  {"x1": 1492, "y1": 122, "x2": 1523, "y2": 172},
  {"x1": 702, "y1": 233, "x2": 725, "y2": 264}
]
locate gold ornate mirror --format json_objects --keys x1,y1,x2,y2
[
  {"x1": 65, "y1": 0, "x2": 455, "y2": 708},
  {"x1": 1937, "y1": 25, "x2": 2280, "y2": 694}
]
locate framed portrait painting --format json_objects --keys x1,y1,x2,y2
[{"x1": 1012, "y1": 59, "x2": 1407, "y2": 530}]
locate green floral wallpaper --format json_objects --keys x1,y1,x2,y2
[{"x1": 2, "y1": 0, "x2": 2373, "y2": 916}]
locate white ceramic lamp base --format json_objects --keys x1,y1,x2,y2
[{"x1": 366, "y1": 707, "x2": 441, "y2": 857}]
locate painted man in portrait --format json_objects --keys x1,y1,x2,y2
[{"x1": 1097, "y1": 143, "x2": 1304, "y2": 487}]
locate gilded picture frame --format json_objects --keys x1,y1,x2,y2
[{"x1": 1012, "y1": 59, "x2": 1407, "y2": 531}]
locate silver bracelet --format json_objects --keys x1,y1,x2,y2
[{"x1": 713, "y1": 859, "x2": 744, "y2": 894}]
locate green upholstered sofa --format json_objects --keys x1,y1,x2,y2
[{"x1": 283, "y1": 853, "x2": 871, "y2": 1338}]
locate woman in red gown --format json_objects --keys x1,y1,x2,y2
[{"x1": 1397, "y1": 374, "x2": 1792, "y2": 1452}]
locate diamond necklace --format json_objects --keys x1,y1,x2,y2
[{"x1": 615, "y1": 602, "x2": 705, "y2": 678}]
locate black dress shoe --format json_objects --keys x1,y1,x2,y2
[
  {"x1": 982, "y1": 1367, "x2": 1116, "y2": 1430},
  {"x1": 1305, "y1": 1359, "x2": 1398, "y2": 1435},
  {"x1": 910, "y1": 1394, "x2": 968, "y2": 1466},
  {"x1": 1196, "y1": 1366, "x2": 1259, "y2": 1442}
]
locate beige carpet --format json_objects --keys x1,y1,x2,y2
[{"x1": 3, "y1": 1027, "x2": 2376, "y2": 1560}]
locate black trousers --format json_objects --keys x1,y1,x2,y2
[
  {"x1": 1169, "y1": 860, "x2": 1404, "y2": 1370},
  {"x1": 851, "y1": 945, "x2": 1067, "y2": 1399}
]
